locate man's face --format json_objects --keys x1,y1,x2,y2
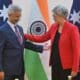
[{"x1": 8, "y1": 11, "x2": 21, "y2": 24}]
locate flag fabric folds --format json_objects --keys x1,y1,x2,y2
[
  {"x1": 24, "y1": 0, "x2": 50, "y2": 80},
  {"x1": 69, "y1": 0, "x2": 80, "y2": 32},
  {"x1": 24, "y1": 49, "x2": 48, "y2": 80}
]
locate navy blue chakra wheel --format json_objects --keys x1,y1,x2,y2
[{"x1": 30, "y1": 21, "x2": 47, "y2": 35}]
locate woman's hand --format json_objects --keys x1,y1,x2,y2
[
  {"x1": 43, "y1": 43, "x2": 50, "y2": 50},
  {"x1": 71, "y1": 71, "x2": 77, "y2": 78}
]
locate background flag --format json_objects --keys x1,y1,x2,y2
[
  {"x1": 0, "y1": 0, "x2": 12, "y2": 26},
  {"x1": 24, "y1": 0, "x2": 50, "y2": 80},
  {"x1": 69, "y1": 0, "x2": 80, "y2": 32}
]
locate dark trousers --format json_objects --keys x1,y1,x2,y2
[
  {"x1": 4, "y1": 74, "x2": 24, "y2": 80},
  {"x1": 52, "y1": 65, "x2": 80, "y2": 80}
]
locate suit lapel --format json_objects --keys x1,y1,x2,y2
[{"x1": 6, "y1": 23, "x2": 22, "y2": 46}]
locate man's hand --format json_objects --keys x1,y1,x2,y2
[{"x1": 0, "y1": 72, "x2": 4, "y2": 80}]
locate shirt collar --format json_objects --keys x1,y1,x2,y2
[{"x1": 7, "y1": 20, "x2": 17, "y2": 32}]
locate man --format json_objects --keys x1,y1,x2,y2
[{"x1": 0, "y1": 5, "x2": 43, "y2": 80}]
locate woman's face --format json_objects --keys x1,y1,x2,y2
[{"x1": 52, "y1": 13, "x2": 62, "y2": 23}]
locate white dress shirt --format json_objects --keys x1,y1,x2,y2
[{"x1": 7, "y1": 20, "x2": 16, "y2": 32}]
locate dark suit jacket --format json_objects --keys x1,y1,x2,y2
[{"x1": 0, "y1": 22, "x2": 43, "y2": 75}]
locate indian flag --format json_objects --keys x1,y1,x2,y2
[
  {"x1": 24, "y1": 0, "x2": 51, "y2": 80},
  {"x1": 13, "y1": 0, "x2": 51, "y2": 80}
]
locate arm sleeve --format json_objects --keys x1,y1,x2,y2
[
  {"x1": 24, "y1": 40, "x2": 43, "y2": 53},
  {"x1": 71, "y1": 26, "x2": 80, "y2": 72},
  {"x1": 24, "y1": 24, "x2": 54, "y2": 42}
]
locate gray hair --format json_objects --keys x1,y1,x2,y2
[
  {"x1": 8, "y1": 4, "x2": 22, "y2": 14},
  {"x1": 52, "y1": 5, "x2": 68, "y2": 19}
]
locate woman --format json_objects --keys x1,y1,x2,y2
[{"x1": 24, "y1": 5, "x2": 80, "y2": 80}]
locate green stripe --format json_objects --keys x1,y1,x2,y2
[{"x1": 24, "y1": 49, "x2": 48, "y2": 80}]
